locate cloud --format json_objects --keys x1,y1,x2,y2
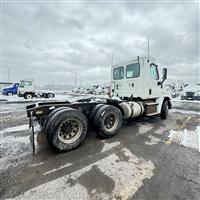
[{"x1": 1, "y1": 1, "x2": 199, "y2": 86}]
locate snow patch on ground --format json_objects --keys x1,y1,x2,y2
[
  {"x1": 13, "y1": 148, "x2": 155, "y2": 200},
  {"x1": 0, "y1": 109, "x2": 24, "y2": 114},
  {"x1": 171, "y1": 109, "x2": 200, "y2": 115},
  {"x1": 0, "y1": 135, "x2": 31, "y2": 170},
  {"x1": 138, "y1": 124, "x2": 153, "y2": 135},
  {"x1": 155, "y1": 127, "x2": 167, "y2": 135},
  {"x1": 0, "y1": 124, "x2": 29, "y2": 135},
  {"x1": 0, "y1": 124, "x2": 40, "y2": 170},
  {"x1": 100, "y1": 141, "x2": 121, "y2": 152},
  {"x1": 168, "y1": 126, "x2": 200, "y2": 152},
  {"x1": 28, "y1": 162, "x2": 44, "y2": 167},
  {"x1": 43, "y1": 163, "x2": 72, "y2": 175},
  {"x1": 145, "y1": 135, "x2": 161, "y2": 145},
  {"x1": 172, "y1": 98, "x2": 200, "y2": 104},
  {"x1": 0, "y1": 94, "x2": 71, "y2": 102}
]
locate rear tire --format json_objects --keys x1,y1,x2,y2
[
  {"x1": 89, "y1": 104, "x2": 105, "y2": 125},
  {"x1": 94, "y1": 105, "x2": 122, "y2": 138},
  {"x1": 47, "y1": 108, "x2": 88, "y2": 152},
  {"x1": 47, "y1": 93, "x2": 54, "y2": 98},
  {"x1": 43, "y1": 107, "x2": 68, "y2": 130},
  {"x1": 160, "y1": 100, "x2": 169, "y2": 119},
  {"x1": 44, "y1": 107, "x2": 71, "y2": 143},
  {"x1": 24, "y1": 93, "x2": 33, "y2": 99}
]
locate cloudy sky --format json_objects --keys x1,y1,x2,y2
[{"x1": 1, "y1": 0, "x2": 199, "y2": 86}]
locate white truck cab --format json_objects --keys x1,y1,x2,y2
[
  {"x1": 111, "y1": 56, "x2": 169, "y2": 99},
  {"x1": 18, "y1": 79, "x2": 35, "y2": 92},
  {"x1": 111, "y1": 56, "x2": 171, "y2": 117},
  {"x1": 18, "y1": 79, "x2": 36, "y2": 99}
]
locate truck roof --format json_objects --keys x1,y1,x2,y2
[
  {"x1": 20, "y1": 79, "x2": 34, "y2": 81},
  {"x1": 112, "y1": 55, "x2": 156, "y2": 68}
]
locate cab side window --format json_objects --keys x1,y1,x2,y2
[
  {"x1": 26, "y1": 81, "x2": 32, "y2": 86},
  {"x1": 150, "y1": 64, "x2": 159, "y2": 80},
  {"x1": 113, "y1": 66, "x2": 124, "y2": 80},
  {"x1": 126, "y1": 63, "x2": 140, "y2": 78}
]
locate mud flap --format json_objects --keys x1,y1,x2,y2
[
  {"x1": 29, "y1": 111, "x2": 35, "y2": 155},
  {"x1": 37, "y1": 131, "x2": 47, "y2": 145}
]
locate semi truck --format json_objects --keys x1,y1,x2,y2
[
  {"x1": 18, "y1": 79, "x2": 55, "y2": 99},
  {"x1": 26, "y1": 56, "x2": 171, "y2": 154},
  {"x1": 2, "y1": 83, "x2": 19, "y2": 96}
]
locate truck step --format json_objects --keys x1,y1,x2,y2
[
  {"x1": 145, "y1": 102, "x2": 158, "y2": 106},
  {"x1": 146, "y1": 112, "x2": 160, "y2": 116}
]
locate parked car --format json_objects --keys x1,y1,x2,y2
[
  {"x1": 181, "y1": 84, "x2": 200, "y2": 100},
  {"x1": 94, "y1": 85, "x2": 110, "y2": 95},
  {"x1": 72, "y1": 85, "x2": 104, "y2": 95},
  {"x1": 72, "y1": 87, "x2": 81, "y2": 93},
  {"x1": 78, "y1": 87, "x2": 86, "y2": 94},
  {"x1": 84, "y1": 85, "x2": 98, "y2": 94},
  {"x1": 2, "y1": 83, "x2": 19, "y2": 96},
  {"x1": 73, "y1": 86, "x2": 95, "y2": 94}
]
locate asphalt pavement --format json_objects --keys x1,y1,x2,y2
[{"x1": 0, "y1": 100, "x2": 200, "y2": 200}]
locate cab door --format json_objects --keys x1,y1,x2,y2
[
  {"x1": 124, "y1": 62, "x2": 142, "y2": 98},
  {"x1": 148, "y1": 63, "x2": 161, "y2": 98},
  {"x1": 112, "y1": 66, "x2": 125, "y2": 97}
]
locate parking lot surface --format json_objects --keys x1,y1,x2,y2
[{"x1": 0, "y1": 100, "x2": 200, "y2": 200}]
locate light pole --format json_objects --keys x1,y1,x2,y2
[
  {"x1": 111, "y1": 52, "x2": 114, "y2": 66},
  {"x1": 7, "y1": 67, "x2": 10, "y2": 82},
  {"x1": 80, "y1": 76, "x2": 82, "y2": 87},
  {"x1": 75, "y1": 72, "x2": 77, "y2": 88},
  {"x1": 1, "y1": 67, "x2": 11, "y2": 82}
]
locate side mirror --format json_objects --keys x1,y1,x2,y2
[{"x1": 162, "y1": 68, "x2": 167, "y2": 83}]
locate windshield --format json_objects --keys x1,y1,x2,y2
[{"x1": 20, "y1": 81, "x2": 32, "y2": 87}]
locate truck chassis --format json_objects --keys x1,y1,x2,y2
[{"x1": 27, "y1": 97, "x2": 171, "y2": 154}]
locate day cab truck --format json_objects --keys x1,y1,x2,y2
[
  {"x1": 26, "y1": 56, "x2": 171, "y2": 154},
  {"x1": 2, "y1": 83, "x2": 19, "y2": 96},
  {"x1": 18, "y1": 79, "x2": 55, "y2": 99}
]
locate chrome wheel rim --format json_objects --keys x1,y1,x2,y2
[
  {"x1": 104, "y1": 112, "x2": 118, "y2": 132},
  {"x1": 57, "y1": 118, "x2": 82, "y2": 144}
]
